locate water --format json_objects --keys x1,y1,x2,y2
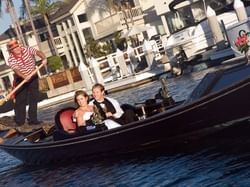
[{"x1": 1, "y1": 65, "x2": 250, "y2": 187}]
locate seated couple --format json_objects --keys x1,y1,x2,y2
[
  {"x1": 54, "y1": 83, "x2": 137, "y2": 140},
  {"x1": 73, "y1": 89, "x2": 121, "y2": 132},
  {"x1": 74, "y1": 83, "x2": 137, "y2": 131}
]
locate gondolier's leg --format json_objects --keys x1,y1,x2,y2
[
  {"x1": 15, "y1": 78, "x2": 28, "y2": 126},
  {"x1": 28, "y1": 76, "x2": 39, "y2": 124}
]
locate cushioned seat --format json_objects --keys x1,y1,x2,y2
[
  {"x1": 53, "y1": 107, "x2": 108, "y2": 141},
  {"x1": 53, "y1": 107, "x2": 78, "y2": 140},
  {"x1": 55, "y1": 107, "x2": 77, "y2": 132}
]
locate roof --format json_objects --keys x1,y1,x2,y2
[
  {"x1": 50, "y1": 0, "x2": 79, "y2": 22},
  {"x1": 0, "y1": 17, "x2": 46, "y2": 41},
  {"x1": 0, "y1": 28, "x2": 17, "y2": 41}
]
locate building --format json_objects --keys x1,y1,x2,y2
[{"x1": 0, "y1": 0, "x2": 155, "y2": 94}]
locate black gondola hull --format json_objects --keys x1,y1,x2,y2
[{"x1": 1, "y1": 63, "x2": 250, "y2": 165}]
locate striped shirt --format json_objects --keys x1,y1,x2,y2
[{"x1": 8, "y1": 46, "x2": 38, "y2": 76}]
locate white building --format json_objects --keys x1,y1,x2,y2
[{"x1": 0, "y1": 0, "x2": 147, "y2": 93}]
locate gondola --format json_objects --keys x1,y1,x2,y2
[{"x1": 0, "y1": 62, "x2": 250, "y2": 165}]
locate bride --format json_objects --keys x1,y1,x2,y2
[{"x1": 73, "y1": 90, "x2": 121, "y2": 131}]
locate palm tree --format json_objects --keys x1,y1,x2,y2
[
  {"x1": 0, "y1": 0, "x2": 26, "y2": 44},
  {"x1": 87, "y1": 0, "x2": 131, "y2": 29},
  {"x1": 30, "y1": 0, "x2": 66, "y2": 56},
  {"x1": 21, "y1": 0, "x2": 42, "y2": 50}
]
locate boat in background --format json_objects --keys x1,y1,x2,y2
[
  {"x1": 226, "y1": 19, "x2": 250, "y2": 57},
  {"x1": 164, "y1": 0, "x2": 250, "y2": 75},
  {"x1": 0, "y1": 61, "x2": 250, "y2": 165}
]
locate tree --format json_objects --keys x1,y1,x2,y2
[
  {"x1": 21, "y1": 0, "x2": 42, "y2": 50},
  {"x1": 30, "y1": 0, "x2": 66, "y2": 56},
  {"x1": 85, "y1": 38, "x2": 113, "y2": 58},
  {"x1": 87, "y1": 0, "x2": 134, "y2": 29},
  {"x1": 0, "y1": 0, "x2": 25, "y2": 44}
]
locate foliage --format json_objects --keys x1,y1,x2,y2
[
  {"x1": 85, "y1": 38, "x2": 104, "y2": 58},
  {"x1": 235, "y1": 34, "x2": 249, "y2": 54},
  {"x1": 102, "y1": 42, "x2": 113, "y2": 55},
  {"x1": 114, "y1": 31, "x2": 127, "y2": 50},
  {"x1": 85, "y1": 38, "x2": 113, "y2": 58},
  {"x1": 86, "y1": 0, "x2": 120, "y2": 16},
  {"x1": 30, "y1": 0, "x2": 66, "y2": 56},
  {"x1": 30, "y1": 0, "x2": 65, "y2": 15},
  {"x1": 47, "y1": 55, "x2": 63, "y2": 72}
]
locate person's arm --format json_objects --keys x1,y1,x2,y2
[
  {"x1": 13, "y1": 68, "x2": 26, "y2": 80},
  {"x1": 36, "y1": 50, "x2": 47, "y2": 65},
  {"x1": 106, "y1": 97, "x2": 124, "y2": 118},
  {"x1": 75, "y1": 109, "x2": 85, "y2": 127}
]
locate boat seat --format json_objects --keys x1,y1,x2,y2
[
  {"x1": 53, "y1": 107, "x2": 108, "y2": 141},
  {"x1": 54, "y1": 107, "x2": 77, "y2": 133}
]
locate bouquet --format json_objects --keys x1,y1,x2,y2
[
  {"x1": 91, "y1": 105, "x2": 105, "y2": 125},
  {"x1": 235, "y1": 34, "x2": 249, "y2": 54}
]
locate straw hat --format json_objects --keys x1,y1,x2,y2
[{"x1": 7, "y1": 39, "x2": 19, "y2": 51}]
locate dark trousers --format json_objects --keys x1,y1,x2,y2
[
  {"x1": 115, "y1": 109, "x2": 138, "y2": 125},
  {"x1": 14, "y1": 76, "x2": 39, "y2": 125}
]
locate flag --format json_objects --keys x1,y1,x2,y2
[{"x1": 5, "y1": 0, "x2": 10, "y2": 13}]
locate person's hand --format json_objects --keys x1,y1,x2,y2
[
  {"x1": 41, "y1": 58, "x2": 47, "y2": 65},
  {"x1": 106, "y1": 112, "x2": 113, "y2": 118},
  {"x1": 24, "y1": 74, "x2": 32, "y2": 82}
]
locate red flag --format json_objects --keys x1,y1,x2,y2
[{"x1": 5, "y1": 0, "x2": 10, "y2": 13}]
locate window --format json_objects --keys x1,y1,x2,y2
[
  {"x1": 2, "y1": 76, "x2": 11, "y2": 91},
  {"x1": 78, "y1": 14, "x2": 87, "y2": 23},
  {"x1": 166, "y1": 6, "x2": 196, "y2": 34},
  {"x1": 82, "y1": 28, "x2": 93, "y2": 39},
  {"x1": 40, "y1": 32, "x2": 48, "y2": 42},
  {"x1": 0, "y1": 50, "x2": 4, "y2": 61},
  {"x1": 166, "y1": 0, "x2": 232, "y2": 34},
  {"x1": 70, "y1": 17, "x2": 75, "y2": 26}
]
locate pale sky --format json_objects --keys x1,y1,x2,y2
[{"x1": 0, "y1": 1, "x2": 22, "y2": 34}]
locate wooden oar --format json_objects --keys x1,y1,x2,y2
[
  {"x1": 0, "y1": 122, "x2": 55, "y2": 145},
  {"x1": 0, "y1": 63, "x2": 44, "y2": 106},
  {"x1": 0, "y1": 128, "x2": 17, "y2": 144}
]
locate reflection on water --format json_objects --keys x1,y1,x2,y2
[{"x1": 1, "y1": 65, "x2": 250, "y2": 186}]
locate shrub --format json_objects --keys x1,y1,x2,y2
[{"x1": 47, "y1": 56, "x2": 63, "y2": 72}]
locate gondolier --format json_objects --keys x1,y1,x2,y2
[{"x1": 7, "y1": 39, "x2": 47, "y2": 126}]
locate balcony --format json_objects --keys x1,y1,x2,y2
[
  {"x1": 93, "y1": 14, "x2": 121, "y2": 39},
  {"x1": 93, "y1": 6, "x2": 144, "y2": 39},
  {"x1": 39, "y1": 36, "x2": 64, "y2": 57},
  {"x1": 117, "y1": 6, "x2": 144, "y2": 30}
]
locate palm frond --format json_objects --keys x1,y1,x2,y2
[{"x1": 0, "y1": 0, "x2": 2, "y2": 16}]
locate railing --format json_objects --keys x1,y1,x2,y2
[
  {"x1": 94, "y1": 14, "x2": 120, "y2": 37},
  {"x1": 54, "y1": 36, "x2": 64, "y2": 54},
  {"x1": 119, "y1": 7, "x2": 143, "y2": 20},
  {"x1": 118, "y1": 6, "x2": 144, "y2": 28},
  {"x1": 39, "y1": 67, "x2": 82, "y2": 91},
  {"x1": 94, "y1": 6, "x2": 144, "y2": 38},
  {"x1": 38, "y1": 40, "x2": 165, "y2": 96},
  {"x1": 93, "y1": 45, "x2": 146, "y2": 82}
]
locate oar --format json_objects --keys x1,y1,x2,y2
[
  {"x1": 0, "y1": 63, "x2": 45, "y2": 106},
  {"x1": 0, "y1": 128, "x2": 17, "y2": 144}
]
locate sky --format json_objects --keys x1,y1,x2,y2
[{"x1": 0, "y1": 1, "x2": 22, "y2": 34}]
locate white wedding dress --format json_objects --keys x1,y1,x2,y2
[{"x1": 104, "y1": 119, "x2": 121, "y2": 129}]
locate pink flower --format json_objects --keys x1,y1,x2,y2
[{"x1": 234, "y1": 34, "x2": 249, "y2": 54}]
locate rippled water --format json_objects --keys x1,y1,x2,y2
[{"x1": 1, "y1": 64, "x2": 250, "y2": 187}]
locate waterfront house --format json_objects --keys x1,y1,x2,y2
[{"x1": 0, "y1": 0, "x2": 148, "y2": 94}]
